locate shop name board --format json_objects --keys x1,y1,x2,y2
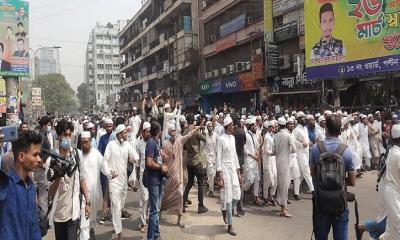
[
  {"x1": 274, "y1": 21, "x2": 299, "y2": 42},
  {"x1": 272, "y1": 72, "x2": 318, "y2": 93},
  {"x1": 199, "y1": 79, "x2": 222, "y2": 95},
  {"x1": 273, "y1": 0, "x2": 303, "y2": 17},
  {"x1": 215, "y1": 34, "x2": 237, "y2": 53},
  {"x1": 222, "y1": 76, "x2": 241, "y2": 93},
  {"x1": 220, "y1": 13, "x2": 246, "y2": 38}
]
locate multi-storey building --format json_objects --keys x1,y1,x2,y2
[
  {"x1": 119, "y1": 0, "x2": 199, "y2": 111},
  {"x1": 197, "y1": 0, "x2": 264, "y2": 113},
  {"x1": 85, "y1": 22, "x2": 121, "y2": 111},
  {"x1": 37, "y1": 47, "x2": 61, "y2": 76}
]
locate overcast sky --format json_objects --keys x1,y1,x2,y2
[{"x1": 30, "y1": 0, "x2": 143, "y2": 91}]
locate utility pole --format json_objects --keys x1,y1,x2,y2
[{"x1": 5, "y1": 77, "x2": 18, "y2": 125}]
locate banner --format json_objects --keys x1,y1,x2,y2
[
  {"x1": 273, "y1": 0, "x2": 303, "y2": 17},
  {"x1": 264, "y1": 0, "x2": 273, "y2": 42},
  {"x1": 305, "y1": 0, "x2": 400, "y2": 79},
  {"x1": 0, "y1": 0, "x2": 29, "y2": 77}
]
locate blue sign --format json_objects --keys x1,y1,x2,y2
[
  {"x1": 183, "y1": 16, "x2": 191, "y2": 33},
  {"x1": 220, "y1": 14, "x2": 246, "y2": 38},
  {"x1": 222, "y1": 76, "x2": 241, "y2": 93},
  {"x1": 210, "y1": 79, "x2": 221, "y2": 93}
]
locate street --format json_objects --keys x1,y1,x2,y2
[{"x1": 44, "y1": 171, "x2": 380, "y2": 240}]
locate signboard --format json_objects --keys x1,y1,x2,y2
[
  {"x1": 273, "y1": 0, "x2": 303, "y2": 16},
  {"x1": 274, "y1": 21, "x2": 299, "y2": 42},
  {"x1": 266, "y1": 43, "x2": 279, "y2": 76},
  {"x1": 220, "y1": 13, "x2": 246, "y2": 38},
  {"x1": 271, "y1": 72, "x2": 318, "y2": 93},
  {"x1": 264, "y1": 0, "x2": 274, "y2": 42},
  {"x1": 32, "y1": 87, "x2": 41, "y2": 96},
  {"x1": 199, "y1": 79, "x2": 222, "y2": 95},
  {"x1": 0, "y1": 0, "x2": 29, "y2": 77},
  {"x1": 222, "y1": 76, "x2": 241, "y2": 93},
  {"x1": 215, "y1": 34, "x2": 236, "y2": 53},
  {"x1": 305, "y1": 0, "x2": 400, "y2": 79},
  {"x1": 0, "y1": 97, "x2": 6, "y2": 113},
  {"x1": 183, "y1": 16, "x2": 191, "y2": 33},
  {"x1": 0, "y1": 77, "x2": 5, "y2": 95},
  {"x1": 239, "y1": 72, "x2": 258, "y2": 91}
]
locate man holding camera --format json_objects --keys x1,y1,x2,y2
[
  {"x1": 48, "y1": 119, "x2": 90, "y2": 240},
  {"x1": 0, "y1": 131, "x2": 42, "y2": 240},
  {"x1": 103, "y1": 124, "x2": 138, "y2": 240}
]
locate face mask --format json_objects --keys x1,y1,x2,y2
[
  {"x1": 47, "y1": 126, "x2": 52, "y2": 133},
  {"x1": 60, "y1": 138, "x2": 71, "y2": 149}
]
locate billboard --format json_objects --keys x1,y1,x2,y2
[
  {"x1": 0, "y1": 0, "x2": 29, "y2": 77},
  {"x1": 305, "y1": 0, "x2": 400, "y2": 79},
  {"x1": 264, "y1": 0, "x2": 273, "y2": 42}
]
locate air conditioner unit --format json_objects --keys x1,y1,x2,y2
[
  {"x1": 221, "y1": 67, "x2": 227, "y2": 75},
  {"x1": 205, "y1": 71, "x2": 213, "y2": 79},
  {"x1": 235, "y1": 62, "x2": 244, "y2": 72},
  {"x1": 244, "y1": 61, "x2": 251, "y2": 71},
  {"x1": 293, "y1": 54, "x2": 305, "y2": 73},
  {"x1": 204, "y1": 72, "x2": 208, "y2": 80},
  {"x1": 227, "y1": 64, "x2": 235, "y2": 73},
  {"x1": 279, "y1": 55, "x2": 291, "y2": 69},
  {"x1": 201, "y1": 0, "x2": 207, "y2": 9},
  {"x1": 247, "y1": 17, "x2": 254, "y2": 24},
  {"x1": 209, "y1": 35, "x2": 216, "y2": 42},
  {"x1": 213, "y1": 69, "x2": 219, "y2": 77},
  {"x1": 121, "y1": 72, "x2": 126, "y2": 79},
  {"x1": 255, "y1": 48, "x2": 262, "y2": 55}
]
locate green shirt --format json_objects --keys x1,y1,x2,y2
[{"x1": 184, "y1": 128, "x2": 206, "y2": 167}]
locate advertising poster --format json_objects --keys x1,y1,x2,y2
[
  {"x1": 0, "y1": 0, "x2": 29, "y2": 77},
  {"x1": 305, "y1": 0, "x2": 400, "y2": 79},
  {"x1": 0, "y1": 96, "x2": 6, "y2": 113},
  {"x1": 264, "y1": 0, "x2": 273, "y2": 42}
]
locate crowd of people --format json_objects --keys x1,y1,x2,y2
[{"x1": 0, "y1": 96, "x2": 400, "y2": 240}]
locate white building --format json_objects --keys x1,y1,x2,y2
[
  {"x1": 37, "y1": 47, "x2": 60, "y2": 75},
  {"x1": 85, "y1": 22, "x2": 121, "y2": 110}
]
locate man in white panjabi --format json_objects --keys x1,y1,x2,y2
[
  {"x1": 274, "y1": 117, "x2": 297, "y2": 218},
  {"x1": 292, "y1": 112, "x2": 314, "y2": 199},
  {"x1": 204, "y1": 121, "x2": 218, "y2": 197},
  {"x1": 216, "y1": 116, "x2": 243, "y2": 236},
  {"x1": 261, "y1": 120, "x2": 278, "y2": 205},
  {"x1": 129, "y1": 107, "x2": 141, "y2": 138},
  {"x1": 214, "y1": 113, "x2": 225, "y2": 136},
  {"x1": 243, "y1": 118, "x2": 263, "y2": 205},
  {"x1": 162, "y1": 102, "x2": 180, "y2": 140},
  {"x1": 79, "y1": 131, "x2": 116, "y2": 240},
  {"x1": 380, "y1": 124, "x2": 400, "y2": 240},
  {"x1": 287, "y1": 117, "x2": 301, "y2": 202},
  {"x1": 359, "y1": 115, "x2": 372, "y2": 169},
  {"x1": 103, "y1": 124, "x2": 138, "y2": 240},
  {"x1": 316, "y1": 116, "x2": 326, "y2": 142}
]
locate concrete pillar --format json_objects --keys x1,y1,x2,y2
[{"x1": 5, "y1": 77, "x2": 19, "y2": 125}]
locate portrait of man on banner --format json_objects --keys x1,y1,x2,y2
[{"x1": 310, "y1": 3, "x2": 346, "y2": 63}]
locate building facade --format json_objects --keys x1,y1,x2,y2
[
  {"x1": 198, "y1": 0, "x2": 264, "y2": 114},
  {"x1": 119, "y1": 0, "x2": 199, "y2": 111},
  {"x1": 37, "y1": 47, "x2": 61, "y2": 76},
  {"x1": 85, "y1": 22, "x2": 121, "y2": 111}
]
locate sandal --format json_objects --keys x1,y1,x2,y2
[{"x1": 280, "y1": 212, "x2": 293, "y2": 218}]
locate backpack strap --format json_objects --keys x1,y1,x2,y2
[
  {"x1": 317, "y1": 141, "x2": 327, "y2": 154},
  {"x1": 335, "y1": 143, "x2": 347, "y2": 156}
]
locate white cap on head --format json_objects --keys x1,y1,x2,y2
[
  {"x1": 284, "y1": 113, "x2": 289, "y2": 119},
  {"x1": 392, "y1": 124, "x2": 400, "y2": 138},
  {"x1": 224, "y1": 116, "x2": 233, "y2": 127},
  {"x1": 241, "y1": 115, "x2": 246, "y2": 120},
  {"x1": 375, "y1": 111, "x2": 381, "y2": 115},
  {"x1": 271, "y1": 120, "x2": 278, "y2": 126},
  {"x1": 83, "y1": 119, "x2": 89, "y2": 124},
  {"x1": 341, "y1": 117, "x2": 350, "y2": 126},
  {"x1": 307, "y1": 115, "x2": 314, "y2": 120},
  {"x1": 115, "y1": 124, "x2": 126, "y2": 134},
  {"x1": 256, "y1": 115, "x2": 262, "y2": 120},
  {"x1": 247, "y1": 118, "x2": 256, "y2": 125},
  {"x1": 287, "y1": 117, "x2": 295, "y2": 124},
  {"x1": 343, "y1": 111, "x2": 348, "y2": 117},
  {"x1": 368, "y1": 114, "x2": 374, "y2": 119},
  {"x1": 393, "y1": 114, "x2": 398, "y2": 119},
  {"x1": 336, "y1": 110, "x2": 343, "y2": 115},
  {"x1": 127, "y1": 125, "x2": 132, "y2": 130},
  {"x1": 105, "y1": 118, "x2": 113, "y2": 125},
  {"x1": 206, "y1": 121, "x2": 212, "y2": 126},
  {"x1": 81, "y1": 131, "x2": 91, "y2": 139},
  {"x1": 278, "y1": 117, "x2": 287, "y2": 126},
  {"x1": 167, "y1": 123, "x2": 176, "y2": 132},
  {"x1": 86, "y1": 122, "x2": 94, "y2": 129},
  {"x1": 164, "y1": 103, "x2": 171, "y2": 109},
  {"x1": 179, "y1": 115, "x2": 186, "y2": 122},
  {"x1": 263, "y1": 121, "x2": 269, "y2": 129},
  {"x1": 219, "y1": 112, "x2": 224, "y2": 117},
  {"x1": 296, "y1": 111, "x2": 305, "y2": 118},
  {"x1": 315, "y1": 113, "x2": 321, "y2": 118},
  {"x1": 143, "y1": 122, "x2": 151, "y2": 130},
  {"x1": 324, "y1": 110, "x2": 333, "y2": 116},
  {"x1": 132, "y1": 107, "x2": 137, "y2": 111},
  {"x1": 361, "y1": 114, "x2": 367, "y2": 119},
  {"x1": 318, "y1": 116, "x2": 326, "y2": 123}
]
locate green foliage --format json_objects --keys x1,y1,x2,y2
[
  {"x1": 77, "y1": 82, "x2": 89, "y2": 110},
  {"x1": 32, "y1": 74, "x2": 77, "y2": 113}
]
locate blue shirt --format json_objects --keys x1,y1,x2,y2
[
  {"x1": 0, "y1": 170, "x2": 41, "y2": 240},
  {"x1": 91, "y1": 137, "x2": 97, "y2": 149},
  {"x1": 98, "y1": 132, "x2": 112, "y2": 156},
  {"x1": 307, "y1": 126, "x2": 316, "y2": 144},
  {"x1": 144, "y1": 137, "x2": 163, "y2": 185},
  {"x1": 311, "y1": 137, "x2": 355, "y2": 172}
]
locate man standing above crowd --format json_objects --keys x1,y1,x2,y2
[{"x1": 129, "y1": 107, "x2": 141, "y2": 137}]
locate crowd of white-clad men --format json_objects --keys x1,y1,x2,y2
[{"x1": 1, "y1": 99, "x2": 400, "y2": 240}]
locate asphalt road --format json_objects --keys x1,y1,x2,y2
[{"x1": 44, "y1": 171, "x2": 380, "y2": 240}]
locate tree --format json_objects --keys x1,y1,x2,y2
[
  {"x1": 77, "y1": 82, "x2": 89, "y2": 110},
  {"x1": 32, "y1": 74, "x2": 77, "y2": 113}
]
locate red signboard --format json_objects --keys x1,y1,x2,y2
[
  {"x1": 215, "y1": 34, "x2": 236, "y2": 53},
  {"x1": 239, "y1": 72, "x2": 258, "y2": 91}
]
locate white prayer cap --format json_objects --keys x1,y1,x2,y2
[
  {"x1": 132, "y1": 107, "x2": 137, "y2": 111},
  {"x1": 206, "y1": 114, "x2": 210, "y2": 119},
  {"x1": 263, "y1": 121, "x2": 269, "y2": 128},
  {"x1": 83, "y1": 119, "x2": 89, "y2": 124},
  {"x1": 115, "y1": 124, "x2": 126, "y2": 134},
  {"x1": 393, "y1": 114, "x2": 398, "y2": 119},
  {"x1": 179, "y1": 115, "x2": 186, "y2": 122},
  {"x1": 167, "y1": 123, "x2": 176, "y2": 132},
  {"x1": 375, "y1": 111, "x2": 381, "y2": 115},
  {"x1": 368, "y1": 114, "x2": 374, "y2": 119},
  {"x1": 81, "y1": 131, "x2": 91, "y2": 139},
  {"x1": 219, "y1": 112, "x2": 224, "y2": 117},
  {"x1": 240, "y1": 119, "x2": 245, "y2": 124},
  {"x1": 247, "y1": 118, "x2": 256, "y2": 125},
  {"x1": 324, "y1": 110, "x2": 333, "y2": 116},
  {"x1": 292, "y1": 111, "x2": 297, "y2": 116},
  {"x1": 256, "y1": 115, "x2": 262, "y2": 120},
  {"x1": 315, "y1": 113, "x2": 321, "y2": 118},
  {"x1": 336, "y1": 110, "x2": 343, "y2": 116},
  {"x1": 143, "y1": 122, "x2": 151, "y2": 130},
  {"x1": 284, "y1": 113, "x2": 289, "y2": 119},
  {"x1": 296, "y1": 111, "x2": 305, "y2": 118},
  {"x1": 343, "y1": 111, "x2": 348, "y2": 117},
  {"x1": 86, "y1": 122, "x2": 94, "y2": 129},
  {"x1": 164, "y1": 103, "x2": 171, "y2": 109},
  {"x1": 307, "y1": 115, "x2": 314, "y2": 120},
  {"x1": 224, "y1": 116, "x2": 233, "y2": 126},
  {"x1": 206, "y1": 121, "x2": 212, "y2": 126},
  {"x1": 392, "y1": 124, "x2": 400, "y2": 139},
  {"x1": 360, "y1": 114, "x2": 367, "y2": 119},
  {"x1": 127, "y1": 125, "x2": 132, "y2": 130},
  {"x1": 241, "y1": 115, "x2": 246, "y2": 120},
  {"x1": 318, "y1": 116, "x2": 326, "y2": 123},
  {"x1": 341, "y1": 117, "x2": 350, "y2": 126},
  {"x1": 104, "y1": 118, "x2": 113, "y2": 124},
  {"x1": 278, "y1": 117, "x2": 287, "y2": 126},
  {"x1": 287, "y1": 117, "x2": 295, "y2": 124},
  {"x1": 271, "y1": 120, "x2": 278, "y2": 126}
]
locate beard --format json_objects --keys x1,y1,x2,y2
[{"x1": 82, "y1": 147, "x2": 90, "y2": 154}]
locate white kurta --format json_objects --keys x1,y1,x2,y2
[
  {"x1": 316, "y1": 126, "x2": 326, "y2": 142},
  {"x1": 136, "y1": 138, "x2": 149, "y2": 227},
  {"x1": 262, "y1": 132, "x2": 277, "y2": 198},
  {"x1": 162, "y1": 108, "x2": 178, "y2": 140},
  {"x1": 216, "y1": 133, "x2": 241, "y2": 209},
  {"x1": 293, "y1": 125, "x2": 314, "y2": 191},
  {"x1": 104, "y1": 140, "x2": 136, "y2": 234},
  {"x1": 129, "y1": 115, "x2": 142, "y2": 137},
  {"x1": 382, "y1": 145, "x2": 400, "y2": 240},
  {"x1": 274, "y1": 129, "x2": 297, "y2": 208},
  {"x1": 347, "y1": 126, "x2": 362, "y2": 170},
  {"x1": 214, "y1": 122, "x2": 225, "y2": 136},
  {"x1": 204, "y1": 132, "x2": 218, "y2": 176},
  {"x1": 243, "y1": 131, "x2": 260, "y2": 195},
  {"x1": 358, "y1": 123, "x2": 371, "y2": 159}
]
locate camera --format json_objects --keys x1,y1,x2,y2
[{"x1": 43, "y1": 149, "x2": 78, "y2": 181}]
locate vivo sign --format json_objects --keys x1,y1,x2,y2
[{"x1": 222, "y1": 76, "x2": 240, "y2": 93}]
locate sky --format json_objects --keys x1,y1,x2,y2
[{"x1": 30, "y1": 0, "x2": 143, "y2": 91}]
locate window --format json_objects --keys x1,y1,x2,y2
[
  {"x1": 112, "y1": 36, "x2": 118, "y2": 40},
  {"x1": 96, "y1": 54, "x2": 103, "y2": 59},
  {"x1": 104, "y1": 35, "x2": 111, "y2": 40},
  {"x1": 105, "y1": 64, "x2": 112, "y2": 70},
  {"x1": 113, "y1": 64, "x2": 120, "y2": 68},
  {"x1": 96, "y1": 45, "x2": 103, "y2": 49},
  {"x1": 96, "y1": 35, "x2": 103, "y2": 40},
  {"x1": 105, "y1": 55, "x2": 112, "y2": 59},
  {"x1": 97, "y1": 64, "x2": 104, "y2": 69},
  {"x1": 104, "y1": 45, "x2": 111, "y2": 50},
  {"x1": 113, "y1": 54, "x2": 119, "y2": 58},
  {"x1": 97, "y1": 74, "x2": 104, "y2": 80}
]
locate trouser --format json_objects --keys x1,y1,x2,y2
[
  {"x1": 313, "y1": 208, "x2": 349, "y2": 240},
  {"x1": 100, "y1": 173, "x2": 110, "y2": 209},
  {"x1": 226, "y1": 200, "x2": 239, "y2": 225},
  {"x1": 109, "y1": 184, "x2": 128, "y2": 234},
  {"x1": 147, "y1": 183, "x2": 162, "y2": 240},
  {"x1": 139, "y1": 172, "x2": 149, "y2": 227},
  {"x1": 183, "y1": 163, "x2": 207, "y2": 207},
  {"x1": 293, "y1": 177, "x2": 301, "y2": 196},
  {"x1": 297, "y1": 158, "x2": 314, "y2": 192},
  {"x1": 364, "y1": 157, "x2": 371, "y2": 168},
  {"x1": 54, "y1": 219, "x2": 79, "y2": 240},
  {"x1": 207, "y1": 167, "x2": 215, "y2": 193},
  {"x1": 262, "y1": 162, "x2": 277, "y2": 199},
  {"x1": 237, "y1": 166, "x2": 244, "y2": 210},
  {"x1": 243, "y1": 168, "x2": 260, "y2": 197}
]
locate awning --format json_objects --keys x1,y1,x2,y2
[{"x1": 269, "y1": 90, "x2": 320, "y2": 96}]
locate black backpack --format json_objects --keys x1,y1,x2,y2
[{"x1": 313, "y1": 142, "x2": 347, "y2": 215}]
